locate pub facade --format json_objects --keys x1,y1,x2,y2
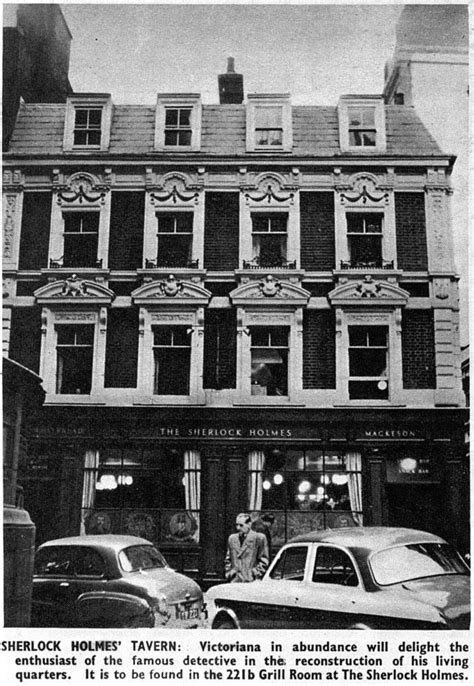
[{"x1": 3, "y1": 62, "x2": 468, "y2": 585}]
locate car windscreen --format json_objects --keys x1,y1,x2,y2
[
  {"x1": 370, "y1": 543, "x2": 469, "y2": 586},
  {"x1": 119, "y1": 545, "x2": 167, "y2": 572}
]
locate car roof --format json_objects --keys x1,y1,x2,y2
[
  {"x1": 289, "y1": 527, "x2": 446, "y2": 552},
  {"x1": 37, "y1": 535, "x2": 154, "y2": 551}
]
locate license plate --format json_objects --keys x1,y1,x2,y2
[{"x1": 176, "y1": 606, "x2": 200, "y2": 621}]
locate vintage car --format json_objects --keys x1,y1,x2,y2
[
  {"x1": 32, "y1": 534, "x2": 206, "y2": 628},
  {"x1": 207, "y1": 527, "x2": 470, "y2": 630}
]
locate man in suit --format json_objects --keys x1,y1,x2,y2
[{"x1": 225, "y1": 513, "x2": 269, "y2": 583}]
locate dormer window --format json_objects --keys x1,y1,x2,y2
[
  {"x1": 155, "y1": 94, "x2": 202, "y2": 151},
  {"x1": 164, "y1": 108, "x2": 192, "y2": 146},
  {"x1": 338, "y1": 95, "x2": 386, "y2": 153},
  {"x1": 73, "y1": 108, "x2": 102, "y2": 146},
  {"x1": 63, "y1": 94, "x2": 112, "y2": 152},
  {"x1": 246, "y1": 94, "x2": 292, "y2": 152},
  {"x1": 255, "y1": 106, "x2": 283, "y2": 146}
]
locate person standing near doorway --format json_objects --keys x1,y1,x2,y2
[{"x1": 225, "y1": 513, "x2": 269, "y2": 582}]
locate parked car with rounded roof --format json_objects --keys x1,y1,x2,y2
[
  {"x1": 32, "y1": 534, "x2": 206, "y2": 628},
  {"x1": 207, "y1": 527, "x2": 470, "y2": 630}
]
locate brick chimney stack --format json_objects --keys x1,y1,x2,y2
[{"x1": 218, "y1": 57, "x2": 244, "y2": 104}]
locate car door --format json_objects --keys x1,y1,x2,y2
[
  {"x1": 294, "y1": 544, "x2": 366, "y2": 629},
  {"x1": 33, "y1": 546, "x2": 109, "y2": 627},
  {"x1": 236, "y1": 544, "x2": 310, "y2": 628},
  {"x1": 32, "y1": 545, "x2": 76, "y2": 626}
]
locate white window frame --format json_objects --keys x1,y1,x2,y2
[
  {"x1": 345, "y1": 210, "x2": 384, "y2": 268},
  {"x1": 154, "y1": 94, "x2": 202, "y2": 151},
  {"x1": 63, "y1": 95, "x2": 112, "y2": 152},
  {"x1": 338, "y1": 96, "x2": 386, "y2": 153},
  {"x1": 246, "y1": 94, "x2": 292, "y2": 152}
]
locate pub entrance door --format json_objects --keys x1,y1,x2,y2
[{"x1": 200, "y1": 446, "x2": 247, "y2": 587}]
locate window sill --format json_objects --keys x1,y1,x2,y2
[{"x1": 234, "y1": 397, "x2": 305, "y2": 407}]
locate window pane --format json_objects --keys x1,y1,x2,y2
[
  {"x1": 73, "y1": 131, "x2": 88, "y2": 146},
  {"x1": 172, "y1": 327, "x2": 191, "y2": 347},
  {"x1": 349, "y1": 380, "x2": 388, "y2": 400},
  {"x1": 348, "y1": 327, "x2": 367, "y2": 347},
  {"x1": 157, "y1": 234, "x2": 192, "y2": 267},
  {"x1": 75, "y1": 109, "x2": 88, "y2": 127},
  {"x1": 63, "y1": 233, "x2": 99, "y2": 267},
  {"x1": 165, "y1": 109, "x2": 178, "y2": 126},
  {"x1": 178, "y1": 109, "x2": 191, "y2": 127},
  {"x1": 88, "y1": 109, "x2": 102, "y2": 127},
  {"x1": 270, "y1": 546, "x2": 308, "y2": 580},
  {"x1": 75, "y1": 548, "x2": 105, "y2": 577},
  {"x1": 154, "y1": 348, "x2": 190, "y2": 394},
  {"x1": 177, "y1": 130, "x2": 192, "y2": 146},
  {"x1": 154, "y1": 328, "x2": 173, "y2": 346},
  {"x1": 365, "y1": 216, "x2": 382, "y2": 233},
  {"x1": 176, "y1": 213, "x2": 193, "y2": 233},
  {"x1": 362, "y1": 108, "x2": 375, "y2": 126},
  {"x1": 258, "y1": 234, "x2": 287, "y2": 267},
  {"x1": 270, "y1": 327, "x2": 289, "y2": 347},
  {"x1": 56, "y1": 325, "x2": 76, "y2": 345},
  {"x1": 346, "y1": 214, "x2": 364, "y2": 233},
  {"x1": 349, "y1": 349, "x2": 387, "y2": 376},
  {"x1": 349, "y1": 235, "x2": 382, "y2": 264},
  {"x1": 34, "y1": 547, "x2": 73, "y2": 576},
  {"x1": 368, "y1": 327, "x2": 387, "y2": 347},
  {"x1": 87, "y1": 130, "x2": 101, "y2": 146},
  {"x1": 164, "y1": 131, "x2": 178, "y2": 146},
  {"x1": 270, "y1": 215, "x2": 288, "y2": 232},
  {"x1": 57, "y1": 347, "x2": 93, "y2": 394},
  {"x1": 157, "y1": 215, "x2": 175, "y2": 233},
  {"x1": 313, "y1": 546, "x2": 357, "y2": 586},
  {"x1": 76, "y1": 325, "x2": 95, "y2": 345},
  {"x1": 361, "y1": 131, "x2": 376, "y2": 146},
  {"x1": 252, "y1": 215, "x2": 269, "y2": 232},
  {"x1": 256, "y1": 106, "x2": 282, "y2": 128},
  {"x1": 348, "y1": 108, "x2": 361, "y2": 126}
]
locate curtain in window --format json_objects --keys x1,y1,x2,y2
[
  {"x1": 346, "y1": 451, "x2": 363, "y2": 526},
  {"x1": 56, "y1": 353, "x2": 64, "y2": 394},
  {"x1": 184, "y1": 450, "x2": 201, "y2": 541},
  {"x1": 80, "y1": 449, "x2": 99, "y2": 534},
  {"x1": 248, "y1": 450, "x2": 266, "y2": 512}
]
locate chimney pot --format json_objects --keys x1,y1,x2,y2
[{"x1": 218, "y1": 57, "x2": 243, "y2": 104}]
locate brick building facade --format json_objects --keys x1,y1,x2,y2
[{"x1": 3, "y1": 61, "x2": 468, "y2": 585}]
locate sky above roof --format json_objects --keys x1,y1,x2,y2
[{"x1": 62, "y1": 3, "x2": 403, "y2": 105}]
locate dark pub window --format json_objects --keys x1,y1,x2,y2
[
  {"x1": 348, "y1": 325, "x2": 388, "y2": 399},
  {"x1": 251, "y1": 213, "x2": 287, "y2": 267},
  {"x1": 346, "y1": 213, "x2": 382, "y2": 267},
  {"x1": 73, "y1": 107, "x2": 102, "y2": 146},
  {"x1": 164, "y1": 108, "x2": 192, "y2": 146},
  {"x1": 63, "y1": 212, "x2": 99, "y2": 267},
  {"x1": 157, "y1": 213, "x2": 193, "y2": 267},
  {"x1": 56, "y1": 324, "x2": 94, "y2": 394},
  {"x1": 250, "y1": 326, "x2": 289, "y2": 396},
  {"x1": 153, "y1": 326, "x2": 191, "y2": 395}
]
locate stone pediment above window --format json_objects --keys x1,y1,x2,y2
[
  {"x1": 131, "y1": 275, "x2": 211, "y2": 306},
  {"x1": 328, "y1": 276, "x2": 409, "y2": 307},
  {"x1": 55, "y1": 172, "x2": 109, "y2": 207},
  {"x1": 34, "y1": 275, "x2": 115, "y2": 306},
  {"x1": 242, "y1": 172, "x2": 298, "y2": 205},
  {"x1": 149, "y1": 171, "x2": 202, "y2": 205},
  {"x1": 337, "y1": 172, "x2": 390, "y2": 207},
  {"x1": 230, "y1": 276, "x2": 310, "y2": 307}
]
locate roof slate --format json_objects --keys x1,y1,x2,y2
[{"x1": 7, "y1": 102, "x2": 444, "y2": 158}]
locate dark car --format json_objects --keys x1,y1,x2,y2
[
  {"x1": 32, "y1": 535, "x2": 206, "y2": 628},
  {"x1": 207, "y1": 527, "x2": 470, "y2": 630}
]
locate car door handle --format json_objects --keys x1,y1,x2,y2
[{"x1": 59, "y1": 582, "x2": 70, "y2": 588}]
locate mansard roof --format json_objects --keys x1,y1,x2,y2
[{"x1": 7, "y1": 102, "x2": 445, "y2": 158}]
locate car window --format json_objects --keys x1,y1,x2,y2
[
  {"x1": 75, "y1": 548, "x2": 106, "y2": 577},
  {"x1": 269, "y1": 546, "x2": 308, "y2": 581},
  {"x1": 370, "y1": 543, "x2": 469, "y2": 586},
  {"x1": 34, "y1": 546, "x2": 74, "y2": 577},
  {"x1": 119, "y1": 545, "x2": 167, "y2": 572},
  {"x1": 312, "y1": 545, "x2": 358, "y2": 586}
]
